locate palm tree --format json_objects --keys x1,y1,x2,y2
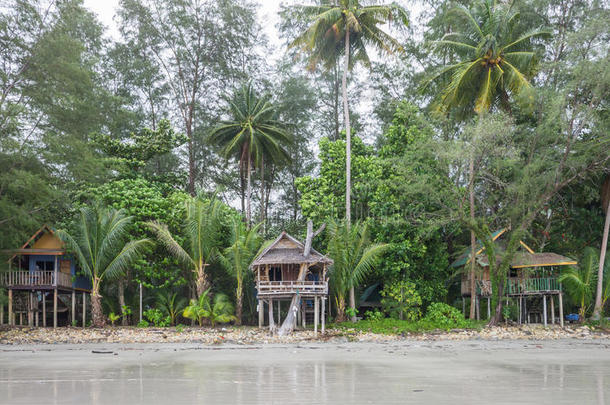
[
  {"x1": 183, "y1": 289, "x2": 236, "y2": 327},
  {"x1": 147, "y1": 196, "x2": 222, "y2": 299},
  {"x1": 426, "y1": 0, "x2": 549, "y2": 320},
  {"x1": 209, "y1": 83, "x2": 290, "y2": 226},
  {"x1": 58, "y1": 206, "x2": 150, "y2": 327},
  {"x1": 559, "y1": 247, "x2": 598, "y2": 320},
  {"x1": 156, "y1": 291, "x2": 187, "y2": 326},
  {"x1": 290, "y1": 0, "x2": 407, "y2": 320},
  {"x1": 218, "y1": 218, "x2": 262, "y2": 325},
  {"x1": 327, "y1": 219, "x2": 388, "y2": 322},
  {"x1": 427, "y1": 0, "x2": 549, "y2": 114}
]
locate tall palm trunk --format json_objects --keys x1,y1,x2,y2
[
  {"x1": 195, "y1": 264, "x2": 210, "y2": 299},
  {"x1": 335, "y1": 294, "x2": 347, "y2": 322},
  {"x1": 91, "y1": 279, "x2": 105, "y2": 327},
  {"x1": 246, "y1": 149, "x2": 252, "y2": 227},
  {"x1": 260, "y1": 155, "x2": 265, "y2": 232},
  {"x1": 235, "y1": 281, "x2": 243, "y2": 326},
  {"x1": 118, "y1": 278, "x2": 128, "y2": 326},
  {"x1": 592, "y1": 198, "x2": 610, "y2": 319},
  {"x1": 343, "y1": 26, "x2": 356, "y2": 323},
  {"x1": 469, "y1": 157, "x2": 477, "y2": 319}
]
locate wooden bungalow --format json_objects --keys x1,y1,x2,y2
[
  {"x1": 250, "y1": 231, "x2": 333, "y2": 333},
  {"x1": 453, "y1": 229, "x2": 577, "y2": 327},
  {"x1": 0, "y1": 225, "x2": 91, "y2": 327}
]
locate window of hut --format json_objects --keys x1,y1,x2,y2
[{"x1": 269, "y1": 266, "x2": 282, "y2": 281}]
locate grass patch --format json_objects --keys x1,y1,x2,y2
[{"x1": 330, "y1": 318, "x2": 485, "y2": 335}]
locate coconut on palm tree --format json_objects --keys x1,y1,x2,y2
[
  {"x1": 209, "y1": 82, "x2": 290, "y2": 226},
  {"x1": 58, "y1": 205, "x2": 150, "y2": 327},
  {"x1": 426, "y1": 0, "x2": 549, "y2": 320},
  {"x1": 147, "y1": 196, "x2": 222, "y2": 299},
  {"x1": 218, "y1": 218, "x2": 262, "y2": 325},
  {"x1": 290, "y1": 0, "x2": 407, "y2": 320},
  {"x1": 327, "y1": 219, "x2": 388, "y2": 322}
]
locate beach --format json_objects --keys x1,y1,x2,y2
[{"x1": 1, "y1": 337, "x2": 609, "y2": 404}]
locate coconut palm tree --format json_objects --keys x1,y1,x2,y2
[
  {"x1": 183, "y1": 289, "x2": 236, "y2": 327},
  {"x1": 327, "y1": 219, "x2": 388, "y2": 322},
  {"x1": 147, "y1": 196, "x2": 222, "y2": 299},
  {"x1": 156, "y1": 291, "x2": 187, "y2": 326},
  {"x1": 209, "y1": 83, "x2": 290, "y2": 226},
  {"x1": 58, "y1": 206, "x2": 150, "y2": 327},
  {"x1": 559, "y1": 247, "x2": 598, "y2": 320},
  {"x1": 290, "y1": 0, "x2": 407, "y2": 320},
  {"x1": 218, "y1": 218, "x2": 262, "y2": 325},
  {"x1": 427, "y1": 0, "x2": 550, "y2": 115},
  {"x1": 426, "y1": 0, "x2": 549, "y2": 320}
]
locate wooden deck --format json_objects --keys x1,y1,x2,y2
[
  {"x1": 0, "y1": 270, "x2": 72, "y2": 289},
  {"x1": 462, "y1": 277, "x2": 561, "y2": 297},
  {"x1": 256, "y1": 280, "x2": 328, "y2": 298}
]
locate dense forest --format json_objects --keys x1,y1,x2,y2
[{"x1": 0, "y1": 0, "x2": 608, "y2": 328}]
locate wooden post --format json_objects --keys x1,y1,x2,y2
[
  {"x1": 314, "y1": 297, "x2": 319, "y2": 335},
  {"x1": 302, "y1": 301, "x2": 306, "y2": 328},
  {"x1": 559, "y1": 293, "x2": 564, "y2": 328},
  {"x1": 42, "y1": 292, "x2": 46, "y2": 327},
  {"x1": 268, "y1": 299, "x2": 275, "y2": 332},
  {"x1": 549, "y1": 295, "x2": 555, "y2": 325},
  {"x1": 543, "y1": 295, "x2": 548, "y2": 327},
  {"x1": 475, "y1": 296, "x2": 480, "y2": 320},
  {"x1": 277, "y1": 300, "x2": 281, "y2": 325},
  {"x1": 258, "y1": 299, "x2": 263, "y2": 328},
  {"x1": 28, "y1": 292, "x2": 33, "y2": 326},
  {"x1": 0, "y1": 300, "x2": 3, "y2": 325},
  {"x1": 82, "y1": 292, "x2": 86, "y2": 327},
  {"x1": 139, "y1": 283, "x2": 143, "y2": 323},
  {"x1": 321, "y1": 297, "x2": 326, "y2": 333},
  {"x1": 524, "y1": 297, "x2": 527, "y2": 324},
  {"x1": 518, "y1": 296, "x2": 522, "y2": 324},
  {"x1": 71, "y1": 290, "x2": 76, "y2": 326},
  {"x1": 487, "y1": 297, "x2": 491, "y2": 320},
  {"x1": 53, "y1": 289, "x2": 58, "y2": 328},
  {"x1": 462, "y1": 298, "x2": 465, "y2": 316}
]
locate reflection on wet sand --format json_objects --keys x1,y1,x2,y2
[{"x1": 1, "y1": 342, "x2": 609, "y2": 404}]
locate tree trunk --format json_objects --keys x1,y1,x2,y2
[
  {"x1": 195, "y1": 266, "x2": 210, "y2": 299},
  {"x1": 246, "y1": 149, "x2": 252, "y2": 227},
  {"x1": 260, "y1": 155, "x2": 265, "y2": 232},
  {"x1": 118, "y1": 278, "x2": 127, "y2": 326},
  {"x1": 592, "y1": 198, "x2": 610, "y2": 319},
  {"x1": 335, "y1": 295, "x2": 347, "y2": 322},
  {"x1": 343, "y1": 26, "x2": 356, "y2": 323},
  {"x1": 235, "y1": 282, "x2": 243, "y2": 326},
  {"x1": 333, "y1": 61, "x2": 340, "y2": 141},
  {"x1": 469, "y1": 157, "x2": 477, "y2": 319},
  {"x1": 187, "y1": 127, "x2": 195, "y2": 196},
  {"x1": 91, "y1": 292, "x2": 105, "y2": 328}
]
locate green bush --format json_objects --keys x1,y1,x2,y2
[
  {"x1": 143, "y1": 308, "x2": 171, "y2": 327},
  {"x1": 365, "y1": 310, "x2": 385, "y2": 321},
  {"x1": 137, "y1": 320, "x2": 149, "y2": 328},
  {"x1": 422, "y1": 302, "x2": 468, "y2": 330},
  {"x1": 380, "y1": 280, "x2": 422, "y2": 321}
]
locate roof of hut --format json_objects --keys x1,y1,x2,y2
[{"x1": 250, "y1": 231, "x2": 333, "y2": 268}]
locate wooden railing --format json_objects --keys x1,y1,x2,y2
[
  {"x1": 257, "y1": 280, "x2": 328, "y2": 296},
  {"x1": 0, "y1": 271, "x2": 72, "y2": 288},
  {"x1": 506, "y1": 277, "x2": 560, "y2": 294}
]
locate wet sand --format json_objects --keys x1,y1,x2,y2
[{"x1": 1, "y1": 339, "x2": 609, "y2": 404}]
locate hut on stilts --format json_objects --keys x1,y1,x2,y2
[
  {"x1": 0, "y1": 225, "x2": 91, "y2": 328},
  {"x1": 453, "y1": 229, "x2": 577, "y2": 326},
  {"x1": 250, "y1": 231, "x2": 332, "y2": 334}
]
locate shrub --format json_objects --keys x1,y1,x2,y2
[
  {"x1": 143, "y1": 308, "x2": 171, "y2": 327},
  {"x1": 365, "y1": 310, "x2": 385, "y2": 321},
  {"x1": 108, "y1": 312, "x2": 121, "y2": 326},
  {"x1": 380, "y1": 280, "x2": 422, "y2": 321},
  {"x1": 422, "y1": 302, "x2": 468, "y2": 330},
  {"x1": 137, "y1": 320, "x2": 149, "y2": 328}
]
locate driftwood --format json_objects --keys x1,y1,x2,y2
[{"x1": 276, "y1": 220, "x2": 325, "y2": 336}]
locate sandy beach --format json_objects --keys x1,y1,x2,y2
[{"x1": 1, "y1": 338, "x2": 609, "y2": 404}]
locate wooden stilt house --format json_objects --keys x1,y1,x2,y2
[
  {"x1": 0, "y1": 225, "x2": 91, "y2": 328},
  {"x1": 453, "y1": 229, "x2": 577, "y2": 326},
  {"x1": 250, "y1": 231, "x2": 333, "y2": 333}
]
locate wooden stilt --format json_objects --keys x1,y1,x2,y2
[
  {"x1": 518, "y1": 296, "x2": 522, "y2": 324},
  {"x1": 543, "y1": 295, "x2": 548, "y2": 327},
  {"x1": 314, "y1": 297, "x2": 319, "y2": 335},
  {"x1": 277, "y1": 300, "x2": 281, "y2": 325},
  {"x1": 53, "y1": 289, "x2": 57, "y2": 328},
  {"x1": 42, "y1": 293, "x2": 46, "y2": 327},
  {"x1": 296, "y1": 300, "x2": 301, "y2": 327},
  {"x1": 524, "y1": 297, "x2": 527, "y2": 324},
  {"x1": 550, "y1": 295, "x2": 555, "y2": 325},
  {"x1": 268, "y1": 299, "x2": 275, "y2": 332},
  {"x1": 28, "y1": 292, "x2": 33, "y2": 326},
  {"x1": 35, "y1": 298, "x2": 39, "y2": 327},
  {"x1": 462, "y1": 298, "x2": 465, "y2": 316},
  {"x1": 82, "y1": 293, "x2": 86, "y2": 327},
  {"x1": 476, "y1": 296, "x2": 480, "y2": 320},
  {"x1": 559, "y1": 293, "x2": 564, "y2": 328},
  {"x1": 487, "y1": 297, "x2": 491, "y2": 320},
  {"x1": 321, "y1": 297, "x2": 326, "y2": 333},
  {"x1": 71, "y1": 290, "x2": 76, "y2": 326},
  {"x1": 19, "y1": 312, "x2": 23, "y2": 326},
  {"x1": 302, "y1": 301, "x2": 306, "y2": 328},
  {"x1": 258, "y1": 299, "x2": 263, "y2": 328},
  {"x1": 0, "y1": 300, "x2": 3, "y2": 325}
]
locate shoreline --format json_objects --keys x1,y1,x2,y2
[{"x1": 1, "y1": 324, "x2": 609, "y2": 346}]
